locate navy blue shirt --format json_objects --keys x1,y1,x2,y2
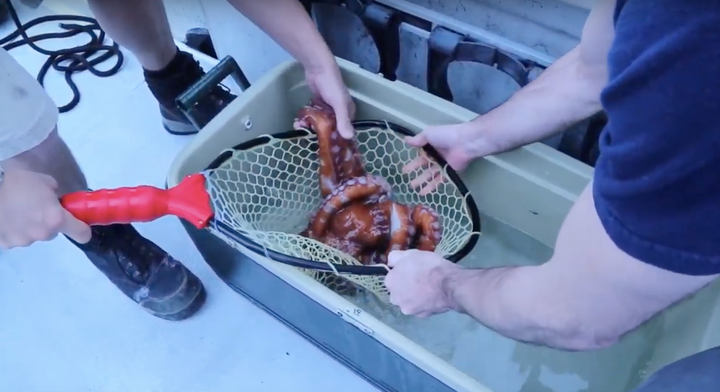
[{"x1": 593, "y1": 0, "x2": 720, "y2": 275}]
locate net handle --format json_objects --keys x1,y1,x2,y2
[{"x1": 60, "y1": 173, "x2": 214, "y2": 229}]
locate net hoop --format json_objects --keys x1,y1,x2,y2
[{"x1": 202, "y1": 120, "x2": 481, "y2": 276}]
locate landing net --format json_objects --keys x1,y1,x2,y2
[{"x1": 203, "y1": 121, "x2": 479, "y2": 302}]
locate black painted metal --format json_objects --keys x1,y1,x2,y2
[{"x1": 175, "y1": 55, "x2": 250, "y2": 129}]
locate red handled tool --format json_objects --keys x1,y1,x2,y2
[{"x1": 59, "y1": 173, "x2": 214, "y2": 229}]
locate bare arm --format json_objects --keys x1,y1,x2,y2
[
  {"x1": 466, "y1": 0, "x2": 616, "y2": 154},
  {"x1": 441, "y1": 184, "x2": 717, "y2": 351},
  {"x1": 225, "y1": 0, "x2": 337, "y2": 72},
  {"x1": 437, "y1": 1, "x2": 720, "y2": 350}
]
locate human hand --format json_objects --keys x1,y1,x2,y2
[
  {"x1": 385, "y1": 249, "x2": 461, "y2": 318},
  {"x1": 304, "y1": 64, "x2": 356, "y2": 139},
  {"x1": 402, "y1": 121, "x2": 498, "y2": 195},
  {"x1": 0, "y1": 168, "x2": 91, "y2": 249}
]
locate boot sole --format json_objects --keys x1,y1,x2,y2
[
  {"x1": 145, "y1": 284, "x2": 207, "y2": 321},
  {"x1": 139, "y1": 264, "x2": 208, "y2": 322},
  {"x1": 162, "y1": 117, "x2": 199, "y2": 136}
]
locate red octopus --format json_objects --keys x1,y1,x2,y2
[{"x1": 294, "y1": 98, "x2": 443, "y2": 265}]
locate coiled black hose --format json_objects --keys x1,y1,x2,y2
[{"x1": 0, "y1": 1, "x2": 123, "y2": 113}]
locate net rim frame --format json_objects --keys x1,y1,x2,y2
[{"x1": 202, "y1": 119, "x2": 481, "y2": 276}]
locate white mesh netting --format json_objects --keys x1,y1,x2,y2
[{"x1": 203, "y1": 122, "x2": 478, "y2": 302}]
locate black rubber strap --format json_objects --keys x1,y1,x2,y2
[
  {"x1": 427, "y1": 26, "x2": 465, "y2": 101},
  {"x1": 301, "y1": 0, "x2": 402, "y2": 81},
  {"x1": 455, "y1": 42, "x2": 529, "y2": 86},
  {"x1": 1, "y1": 2, "x2": 123, "y2": 113},
  {"x1": 428, "y1": 26, "x2": 532, "y2": 101},
  {"x1": 359, "y1": 3, "x2": 401, "y2": 81}
]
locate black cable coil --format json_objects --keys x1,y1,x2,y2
[{"x1": 0, "y1": 0, "x2": 123, "y2": 113}]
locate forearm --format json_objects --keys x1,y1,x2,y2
[
  {"x1": 470, "y1": 46, "x2": 606, "y2": 154},
  {"x1": 227, "y1": 0, "x2": 336, "y2": 72},
  {"x1": 442, "y1": 264, "x2": 608, "y2": 351}
]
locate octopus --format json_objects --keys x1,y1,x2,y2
[{"x1": 294, "y1": 98, "x2": 443, "y2": 266}]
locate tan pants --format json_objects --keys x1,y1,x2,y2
[
  {"x1": 0, "y1": 48, "x2": 87, "y2": 194},
  {"x1": 0, "y1": 47, "x2": 58, "y2": 160}
]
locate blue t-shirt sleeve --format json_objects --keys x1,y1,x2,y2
[{"x1": 593, "y1": 1, "x2": 720, "y2": 276}]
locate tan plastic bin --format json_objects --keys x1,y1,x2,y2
[{"x1": 167, "y1": 56, "x2": 720, "y2": 392}]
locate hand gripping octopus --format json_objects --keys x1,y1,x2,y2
[{"x1": 294, "y1": 98, "x2": 443, "y2": 265}]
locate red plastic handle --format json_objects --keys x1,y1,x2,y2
[{"x1": 60, "y1": 173, "x2": 214, "y2": 229}]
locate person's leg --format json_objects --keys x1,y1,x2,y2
[
  {"x1": 630, "y1": 346, "x2": 720, "y2": 392},
  {"x1": 86, "y1": 0, "x2": 236, "y2": 135},
  {"x1": 0, "y1": 48, "x2": 206, "y2": 321}
]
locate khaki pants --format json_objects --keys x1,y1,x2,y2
[
  {"x1": 0, "y1": 48, "x2": 86, "y2": 194},
  {"x1": 0, "y1": 47, "x2": 58, "y2": 160}
]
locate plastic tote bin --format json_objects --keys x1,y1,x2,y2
[{"x1": 167, "y1": 56, "x2": 720, "y2": 392}]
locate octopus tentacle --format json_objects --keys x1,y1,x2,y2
[
  {"x1": 307, "y1": 175, "x2": 392, "y2": 240},
  {"x1": 337, "y1": 136, "x2": 365, "y2": 182},
  {"x1": 294, "y1": 98, "x2": 365, "y2": 197},
  {"x1": 411, "y1": 205, "x2": 443, "y2": 252},
  {"x1": 295, "y1": 99, "x2": 342, "y2": 197},
  {"x1": 295, "y1": 98, "x2": 445, "y2": 273},
  {"x1": 352, "y1": 201, "x2": 413, "y2": 266},
  {"x1": 329, "y1": 203, "x2": 388, "y2": 248}
]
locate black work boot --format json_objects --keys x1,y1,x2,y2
[
  {"x1": 68, "y1": 223, "x2": 206, "y2": 321},
  {"x1": 144, "y1": 48, "x2": 236, "y2": 135}
]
